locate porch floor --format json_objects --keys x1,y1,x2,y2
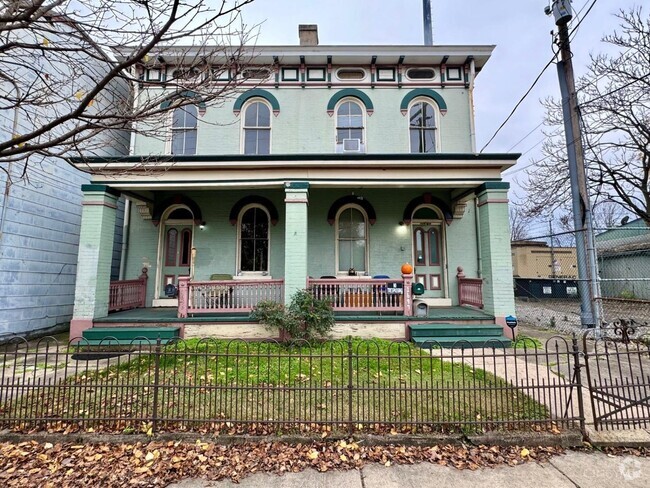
[{"x1": 96, "y1": 306, "x2": 494, "y2": 324}]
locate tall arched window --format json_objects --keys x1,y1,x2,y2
[
  {"x1": 171, "y1": 105, "x2": 198, "y2": 155},
  {"x1": 336, "y1": 206, "x2": 368, "y2": 273},
  {"x1": 242, "y1": 100, "x2": 271, "y2": 155},
  {"x1": 239, "y1": 206, "x2": 270, "y2": 273},
  {"x1": 409, "y1": 100, "x2": 437, "y2": 153},
  {"x1": 336, "y1": 99, "x2": 365, "y2": 152}
]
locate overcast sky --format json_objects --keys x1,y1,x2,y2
[{"x1": 240, "y1": 0, "x2": 640, "y2": 202}]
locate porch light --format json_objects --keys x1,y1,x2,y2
[{"x1": 199, "y1": 221, "x2": 206, "y2": 230}]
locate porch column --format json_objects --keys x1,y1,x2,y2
[
  {"x1": 476, "y1": 183, "x2": 515, "y2": 327},
  {"x1": 283, "y1": 182, "x2": 309, "y2": 306},
  {"x1": 70, "y1": 185, "x2": 119, "y2": 340}
]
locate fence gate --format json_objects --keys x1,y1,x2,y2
[{"x1": 583, "y1": 322, "x2": 650, "y2": 430}]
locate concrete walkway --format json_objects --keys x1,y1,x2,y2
[{"x1": 168, "y1": 451, "x2": 650, "y2": 487}]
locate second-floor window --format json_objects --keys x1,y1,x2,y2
[
  {"x1": 336, "y1": 99, "x2": 365, "y2": 153},
  {"x1": 171, "y1": 105, "x2": 198, "y2": 155},
  {"x1": 409, "y1": 101, "x2": 437, "y2": 153},
  {"x1": 243, "y1": 100, "x2": 271, "y2": 155}
]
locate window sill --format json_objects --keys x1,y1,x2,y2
[{"x1": 233, "y1": 274, "x2": 273, "y2": 281}]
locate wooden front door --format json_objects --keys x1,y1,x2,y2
[
  {"x1": 412, "y1": 223, "x2": 445, "y2": 298},
  {"x1": 160, "y1": 225, "x2": 193, "y2": 298}
]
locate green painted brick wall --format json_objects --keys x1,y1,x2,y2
[
  {"x1": 477, "y1": 189, "x2": 515, "y2": 317},
  {"x1": 72, "y1": 192, "x2": 118, "y2": 319},
  {"x1": 133, "y1": 87, "x2": 473, "y2": 155},
  {"x1": 123, "y1": 188, "x2": 482, "y2": 306}
]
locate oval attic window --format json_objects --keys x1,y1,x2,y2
[
  {"x1": 406, "y1": 68, "x2": 436, "y2": 80},
  {"x1": 336, "y1": 68, "x2": 366, "y2": 81}
]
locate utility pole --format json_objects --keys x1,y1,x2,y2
[
  {"x1": 547, "y1": 0, "x2": 601, "y2": 329},
  {"x1": 423, "y1": 0, "x2": 434, "y2": 45},
  {"x1": 549, "y1": 220, "x2": 556, "y2": 279}
]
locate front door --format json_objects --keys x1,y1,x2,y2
[
  {"x1": 160, "y1": 225, "x2": 193, "y2": 298},
  {"x1": 412, "y1": 223, "x2": 445, "y2": 298}
]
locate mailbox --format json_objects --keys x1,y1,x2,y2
[{"x1": 412, "y1": 282, "x2": 425, "y2": 296}]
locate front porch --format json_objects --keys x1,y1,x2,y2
[{"x1": 70, "y1": 178, "x2": 516, "y2": 342}]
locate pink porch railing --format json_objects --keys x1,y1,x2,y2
[
  {"x1": 308, "y1": 276, "x2": 412, "y2": 314},
  {"x1": 108, "y1": 268, "x2": 148, "y2": 312},
  {"x1": 457, "y1": 266, "x2": 483, "y2": 309},
  {"x1": 177, "y1": 277, "x2": 284, "y2": 317}
]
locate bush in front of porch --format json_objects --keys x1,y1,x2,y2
[{"x1": 250, "y1": 289, "x2": 335, "y2": 341}]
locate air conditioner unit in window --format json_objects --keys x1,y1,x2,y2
[{"x1": 342, "y1": 138, "x2": 361, "y2": 152}]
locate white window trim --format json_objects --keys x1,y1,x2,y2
[
  {"x1": 335, "y1": 67, "x2": 368, "y2": 82},
  {"x1": 236, "y1": 203, "x2": 272, "y2": 277},
  {"x1": 335, "y1": 204, "x2": 370, "y2": 276},
  {"x1": 240, "y1": 98, "x2": 273, "y2": 155},
  {"x1": 167, "y1": 105, "x2": 199, "y2": 155},
  {"x1": 407, "y1": 97, "x2": 440, "y2": 153},
  {"x1": 405, "y1": 67, "x2": 437, "y2": 81},
  {"x1": 334, "y1": 97, "x2": 367, "y2": 153}
]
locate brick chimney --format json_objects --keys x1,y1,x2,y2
[{"x1": 298, "y1": 24, "x2": 319, "y2": 46}]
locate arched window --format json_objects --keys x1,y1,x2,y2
[
  {"x1": 409, "y1": 100, "x2": 437, "y2": 153},
  {"x1": 238, "y1": 206, "x2": 270, "y2": 273},
  {"x1": 171, "y1": 105, "x2": 198, "y2": 155},
  {"x1": 336, "y1": 206, "x2": 368, "y2": 273},
  {"x1": 336, "y1": 99, "x2": 365, "y2": 152},
  {"x1": 242, "y1": 100, "x2": 271, "y2": 155}
]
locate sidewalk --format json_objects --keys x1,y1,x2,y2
[{"x1": 168, "y1": 451, "x2": 649, "y2": 487}]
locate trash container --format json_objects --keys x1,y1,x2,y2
[{"x1": 414, "y1": 299, "x2": 428, "y2": 317}]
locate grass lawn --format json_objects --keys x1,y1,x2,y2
[{"x1": 2, "y1": 339, "x2": 550, "y2": 434}]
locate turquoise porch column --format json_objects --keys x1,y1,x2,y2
[
  {"x1": 283, "y1": 182, "x2": 309, "y2": 305},
  {"x1": 70, "y1": 185, "x2": 119, "y2": 341},
  {"x1": 476, "y1": 183, "x2": 515, "y2": 327}
]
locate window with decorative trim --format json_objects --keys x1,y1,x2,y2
[
  {"x1": 336, "y1": 99, "x2": 365, "y2": 153},
  {"x1": 336, "y1": 205, "x2": 368, "y2": 273},
  {"x1": 409, "y1": 100, "x2": 438, "y2": 153},
  {"x1": 242, "y1": 100, "x2": 271, "y2": 155},
  {"x1": 238, "y1": 205, "x2": 270, "y2": 273},
  {"x1": 171, "y1": 105, "x2": 198, "y2": 155}
]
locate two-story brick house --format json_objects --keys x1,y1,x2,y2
[{"x1": 70, "y1": 26, "x2": 517, "y2": 344}]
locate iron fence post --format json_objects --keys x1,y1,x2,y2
[
  {"x1": 347, "y1": 338, "x2": 354, "y2": 435},
  {"x1": 571, "y1": 335, "x2": 586, "y2": 437},
  {"x1": 152, "y1": 337, "x2": 162, "y2": 433}
]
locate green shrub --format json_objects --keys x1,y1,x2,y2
[
  {"x1": 250, "y1": 289, "x2": 335, "y2": 341},
  {"x1": 620, "y1": 290, "x2": 636, "y2": 300}
]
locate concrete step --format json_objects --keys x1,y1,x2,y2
[
  {"x1": 409, "y1": 323, "x2": 503, "y2": 338},
  {"x1": 412, "y1": 335, "x2": 512, "y2": 349},
  {"x1": 82, "y1": 326, "x2": 180, "y2": 345}
]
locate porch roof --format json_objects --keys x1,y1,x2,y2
[{"x1": 76, "y1": 153, "x2": 519, "y2": 192}]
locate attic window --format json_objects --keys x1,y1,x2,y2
[
  {"x1": 241, "y1": 68, "x2": 271, "y2": 80},
  {"x1": 336, "y1": 68, "x2": 366, "y2": 81},
  {"x1": 406, "y1": 68, "x2": 436, "y2": 80},
  {"x1": 171, "y1": 68, "x2": 201, "y2": 80}
]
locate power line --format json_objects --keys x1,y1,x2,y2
[{"x1": 480, "y1": 0, "x2": 600, "y2": 154}]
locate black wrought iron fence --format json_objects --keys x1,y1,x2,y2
[{"x1": 0, "y1": 336, "x2": 584, "y2": 435}]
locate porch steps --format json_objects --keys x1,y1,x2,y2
[
  {"x1": 81, "y1": 326, "x2": 180, "y2": 345},
  {"x1": 409, "y1": 323, "x2": 512, "y2": 349}
]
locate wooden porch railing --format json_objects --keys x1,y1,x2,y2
[
  {"x1": 108, "y1": 268, "x2": 148, "y2": 312},
  {"x1": 457, "y1": 266, "x2": 483, "y2": 309},
  {"x1": 308, "y1": 277, "x2": 411, "y2": 314},
  {"x1": 178, "y1": 277, "x2": 284, "y2": 318}
]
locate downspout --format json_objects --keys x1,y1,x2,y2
[
  {"x1": 468, "y1": 58, "x2": 477, "y2": 152},
  {"x1": 474, "y1": 197, "x2": 482, "y2": 277},
  {"x1": 118, "y1": 198, "x2": 131, "y2": 280}
]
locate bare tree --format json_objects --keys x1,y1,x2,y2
[
  {"x1": 0, "y1": 0, "x2": 257, "y2": 179},
  {"x1": 524, "y1": 7, "x2": 650, "y2": 226},
  {"x1": 509, "y1": 205, "x2": 531, "y2": 242}
]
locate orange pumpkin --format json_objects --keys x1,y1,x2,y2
[{"x1": 401, "y1": 262, "x2": 413, "y2": 274}]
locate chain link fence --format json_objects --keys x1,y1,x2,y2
[{"x1": 513, "y1": 222, "x2": 650, "y2": 333}]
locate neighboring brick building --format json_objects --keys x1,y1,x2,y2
[{"x1": 69, "y1": 25, "x2": 518, "y2": 341}]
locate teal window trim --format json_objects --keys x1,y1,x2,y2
[
  {"x1": 160, "y1": 91, "x2": 206, "y2": 110},
  {"x1": 326, "y1": 89, "x2": 374, "y2": 115},
  {"x1": 233, "y1": 89, "x2": 280, "y2": 115},
  {"x1": 400, "y1": 89, "x2": 448, "y2": 115}
]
